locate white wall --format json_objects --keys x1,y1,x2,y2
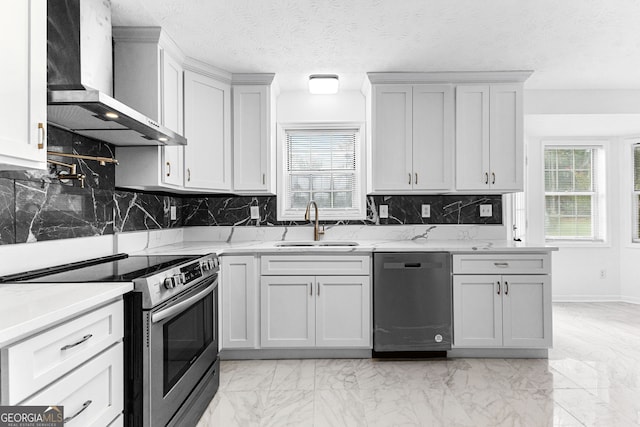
[
  {"x1": 277, "y1": 90, "x2": 365, "y2": 123},
  {"x1": 524, "y1": 90, "x2": 640, "y2": 303}
]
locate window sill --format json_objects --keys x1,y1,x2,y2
[{"x1": 545, "y1": 240, "x2": 611, "y2": 249}]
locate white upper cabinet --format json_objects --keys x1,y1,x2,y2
[
  {"x1": 370, "y1": 83, "x2": 453, "y2": 193},
  {"x1": 183, "y1": 64, "x2": 232, "y2": 191},
  {"x1": 112, "y1": 27, "x2": 185, "y2": 190},
  {"x1": 232, "y1": 75, "x2": 277, "y2": 194},
  {"x1": 455, "y1": 83, "x2": 523, "y2": 192},
  {"x1": 0, "y1": 0, "x2": 47, "y2": 171}
]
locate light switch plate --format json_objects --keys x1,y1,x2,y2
[
  {"x1": 379, "y1": 205, "x2": 389, "y2": 218},
  {"x1": 479, "y1": 204, "x2": 493, "y2": 217},
  {"x1": 250, "y1": 206, "x2": 260, "y2": 219},
  {"x1": 421, "y1": 204, "x2": 431, "y2": 218},
  {"x1": 170, "y1": 206, "x2": 177, "y2": 221}
]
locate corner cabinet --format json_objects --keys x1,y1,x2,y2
[
  {"x1": 113, "y1": 27, "x2": 186, "y2": 191},
  {"x1": 0, "y1": 0, "x2": 47, "y2": 171},
  {"x1": 369, "y1": 84, "x2": 453, "y2": 193},
  {"x1": 260, "y1": 255, "x2": 371, "y2": 349},
  {"x1": 183, "y1": 63, "x2": 232, "y2": 192},
  {"x1": 452, "y1": 253, "x2": 552, "y2": 349},
  {"x1": 232, "y1": 75, "x2": 277, "y2": 194},
  {"x1": 455, "y1": 84, "x2": 524, "y2": 192}
]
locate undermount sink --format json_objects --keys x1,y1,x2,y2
[{"x1": 274, "y1": 241, "x2": 359, "y2": 247}]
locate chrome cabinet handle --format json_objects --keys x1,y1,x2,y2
[
  {"x1": 408, "y1": 173, "x2": 412, "y2": 185},
  {"x1": 187, "y1": 168, "x2": 191, "y2": 182},
  {"x1": 60, "y1": 334, "x2": 93, "y2": 351},
  {"x1": 37, "y1": 122, "x2": 45, "y2": 149},
  {"x1": 494, "y1": 262, "x2": 509, "y2": 268},
  {"x1": 492, "y1": 172, "x2": 496, "y2": 184},
  {"x1": 64, "y1": 400, "x2": 92, "y2": 423},
  {"x1": 310, "y1": 282, "x2": 313, "y2": 296},
  {"x1": 484, "y1": 172, "x2": 489, "y2": 184},
  {"x1": 166, "y1": 162, "x2": 171, "y2": 177},
  {"x1": 415, "y1": 173, "x2": 418, "y2": 185},
  {"x1": 497, "y1": 281, "x2": 501, "y2": 295},
  {"x1": 317, "y1": 282, "x2": 320, "y2": 296},
  {"x1": 505, "y1": 281, "x2": 509, "y2": 295},
  {"x1": 262, "y1": 173, "x2": 266, "y2": 185}
]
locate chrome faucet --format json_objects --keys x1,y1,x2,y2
[{"x1": 304, "y1": 200, "x2": 325, "y2": 241}]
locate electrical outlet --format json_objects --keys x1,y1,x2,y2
[
  {"x1": 250, "y1": 206, "x2": 260, "y2": 219},
  {"x1": 379, "y1": 205, "x2": 389, "y2": 218},
  {"x1": 170, "y1": 206, "x2": 177, "y2": 221},
  {"x1": 479, "y1": 204, "x2": 493, "y2": 217},
  {"x1": 600, "y1": 269, "x2": 606, "y2": 279},
  {"x1": 421, "y1": 204, "x2": 431, "y2": 218}
]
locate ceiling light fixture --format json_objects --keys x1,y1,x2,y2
[
  {"x1": 104, "y1": 112, "x2": 119, "y2": 119},
  {"x1": 308, "y1": 74, "x2": 339, "y2": 94}
]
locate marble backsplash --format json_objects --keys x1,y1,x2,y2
[{"x1": 0, "y1": 127, "x2": 502, "y2": 245}]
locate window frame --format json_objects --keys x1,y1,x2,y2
[
  {"x1": 542, "y1": 140, "x2": 607, "y2": 244},
  {"x1": 632, "y1": 143, "x2": 640, "y2": 243},
  {"x1": 276, "y1": 122, "x2": 366, "y2": 221}
]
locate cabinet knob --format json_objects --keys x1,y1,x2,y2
[
  {"x1": 37, "y1": 122, "x2": 45, "y2": 149},
  {"x1": 166, "y1": 162, "x2": 171, "y2": 177}
]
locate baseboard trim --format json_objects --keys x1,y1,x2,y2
[
  {"x1": 220, "y1": 348, "x2": 372, "y2": 360},
  {"x1": 553, "y1": 295, "x2": 640, "y2": 305},
  {"x1": 448, "y1": 348, "x2": 549, "y2": 359}
]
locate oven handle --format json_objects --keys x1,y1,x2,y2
[{"x1": 151, "y1": 280, "x2": 216, "y2": 324}]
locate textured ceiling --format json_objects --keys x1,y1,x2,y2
[{"x1": 110, "y1": 0, "x2": 640, "y2": 91}]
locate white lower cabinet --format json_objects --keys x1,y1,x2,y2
[
  {"x1": 453, "y1": 270, "x2": 552, "y2": 349},
  {"x1": 221, "y1": 255, "x2": 259, "y2": 349},
  {"x1": 22, "y1": 342, "x2": 124, "y2": 427},
  {"x1": 0, "y1": 300, "x2": 124, "y2": 426},
  {"x1": 260, "y1": 275, "x2": 370, "y2": 348}
]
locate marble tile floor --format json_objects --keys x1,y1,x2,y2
[{"x1": 196, "y1": 303, "x2": 640, "y2": 426}]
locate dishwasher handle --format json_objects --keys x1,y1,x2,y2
[{"x1": 382, "y1": 262, "x2": 444, "y2": 270}]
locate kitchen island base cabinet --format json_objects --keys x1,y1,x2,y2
[
  {"x1": 453, "y1": 273, "x2": 552, "y2": 349},
  {"x1": 260, "y1": 276, "x2": 370, "y2": 349}
]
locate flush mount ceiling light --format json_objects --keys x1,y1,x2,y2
[{"x1": 308, "y1": 74, "x2": 339, "y2": 94}]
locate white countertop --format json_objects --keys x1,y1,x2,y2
[
  {"x1": 133, "y1": 239, "x2": 557, "y2": 256},
  {"x1": 0, "y1": 282, "x2": 133, "y2": 346}
]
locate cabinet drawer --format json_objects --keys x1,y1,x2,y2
[
  {"x1": 21, "y1": 342, "x2": 124, "y2": 427},
  {"x1": 1, "y1": 300, "x2": 124, "y2": 405},
  {"x1": 261, "y1": 255, "x2": 370, "y2": 276},
  {"x1": 452, "y1": 254, "x2": 550, "y2": 274}
]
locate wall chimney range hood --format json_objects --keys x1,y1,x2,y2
[{"x1": 47, "y1": 0, "x2": 186, "y2": 147}]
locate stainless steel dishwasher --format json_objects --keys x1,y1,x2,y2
[{"x1": 373, "y1": 252, "x2": 452, "y2": 354}]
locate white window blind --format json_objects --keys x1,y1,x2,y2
[
  {"x1": 278, "y1": 125, "x2": 365, "y2": 220},
  {"x1": 633, "y1": 145, "x2": 640, "y2": 242},
  {"x1": 544, "y1": 146, "x2": 604, "y2": 241}
]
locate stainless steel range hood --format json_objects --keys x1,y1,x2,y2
[{"x1": 47, "y1": 0, "x2": 186, "y2": 146}]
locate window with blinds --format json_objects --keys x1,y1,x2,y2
[
  {"x1": 633, "y1": 145, "x2": 640, "y2": 242},
  {"x1": 544, "y1": 146, "x2": 604, "y2": 241},
  {"x1": 279, "y1": 125, "x2": 365, "y2": 220}
]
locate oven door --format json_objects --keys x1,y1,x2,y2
[{"x1": 146, "y1": 275, "x2": 218, "y2": 427}]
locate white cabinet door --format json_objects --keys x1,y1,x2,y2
[
  {"x1": 453, "y1": 275, "x2": 502, "y2": 347},
  {"x1": 489, "y1": 84, "x2": 523, "y2": 191},
  {"x1": 455, "y1": 85, "x2": 490, "y2": 191},
  {"x1": 316, "y1": 276, "x2": 370, "y2": 348},
  {"x1": 502, "y1": 275, "x2": 552, "y2": 348},
  {"x1": 221, "y1": 256, "x2": 258, "y2": 349},
  {"x1": 233, "y1": 85, "x2": 272, "y2": 193},
  {"x1": 161, "y1": 50, "x2": 184, "y2": 187},
  {"x1": 0, "y1": 0, "x2": 46, "y2": 170},
  {"x1": 371, "y1": 85, "x2": 413, "y2": 192},
  {"x1": 412, "y1": 85, "x2": 454, "y2": 191},
  {"x1": 184, "y1": 71, "x2": 231, "y2": 191},
  {"x1": 261, "y1": 276, "x2": 315, "y2": 348}
]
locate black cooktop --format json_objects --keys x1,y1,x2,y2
[{"x1": 0, "y1": 254, "x2": 198, "y2": 283}]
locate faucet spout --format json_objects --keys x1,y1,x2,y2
[{"x1": 304, "y1": 200, "x2": 325, "y2": 241}]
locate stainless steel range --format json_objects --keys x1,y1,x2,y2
[{"x1": 2, "y1": 253, "x2": 220, "y2": 427}]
